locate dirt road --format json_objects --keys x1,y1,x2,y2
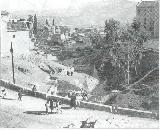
[{"x1": 0, "y1": 87, "x2": 159, "y2": 128}]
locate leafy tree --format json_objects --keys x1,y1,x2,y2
[
  {"x1": 87, "y1": 30, "x2": 105, "y2": 48},
  {"x1": 46, "y1": 19, "x2": 49, "y2": 26},
  {"x1": 131, "y1": 18, "x2": 141, "y2": 32},
  {"x1": 33, "y1": 14, "x2": 37, "y2": 35},
  {"x1": 110, "y1": 20, "x2": 150, "y2": 85},
  {"x1": 52, "y1": 19, "x2": 55, "y2": 26},
  {"x1": 104, "y1": 19, "x2": 120, "y2": 46},
  {"x1": 27, "y1": 15, "x2": 33, "y2": 23}
]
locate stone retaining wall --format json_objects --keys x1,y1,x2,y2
[{"x1": 0, "y1": 79, "x2": 158, "y2": 120}]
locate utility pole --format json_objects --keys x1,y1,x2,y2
[
  {"x1": 10, "y1": 35, "x2": 15, "y2": 84},
  {"x1": 127, "y1": 43, "x2": 130, "y2": 85},
  {"x1": 127, "y1": 54, "x2": 130, "y2": 85}
]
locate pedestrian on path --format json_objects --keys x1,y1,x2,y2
[
  {"x1": 32, "y1": 85, "x2": 37, "y2": 97},
  {"x1": 18, "y1": 89, "x2": 23, "y2": 101},
  {"x1": 1, "y1": 89, "x2": 7, "y2": 99},
  {"x1": 70, "y1": 92, "x2": 77, "y2": 109},
  {"x1": 50, "y1": 99, "x2": 54, "y2": 113},
  {"x1": 45, "y1": 101, "x2": 49, "y2": 114}
]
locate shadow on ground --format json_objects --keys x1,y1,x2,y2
[
  {"x1": 0, "y1": 97, "x2": 16, "y2": 100},
  {"x1": 23, "y1": 106, "x2": 71, "y2": 115},
  {"x1": 24, "y1": 111, "x2": 50, "y2": 115}
]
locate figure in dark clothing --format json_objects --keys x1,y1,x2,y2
[
  {"x1": 1, "y1": 89, "x2": 7, "y2": 99},
  {"x1": 18, "y1": 89, "x2": 23, "y2": 101},
  {"x1": 49, "y1": 99, "x2": 54, "y2": 113},
  {"x1": 67, "y1": 71, "x2": 70, "y2": 76},
  {"x1": 68, "y1": 91, "x2": 72, "y2": 98},
  {"x1": 70, "y1": 71, "x2": 73, "y2": 76},
  {"x1": 82, "y1": 92, "x2": 88, "y2": 101},
  {"x1": 70, "y1": 93, "x2": 77, "y2": 109},
  {"x1": 32, "y1": 85, "x2": 37, "y2": 96},
  {"x1": 45, "y1": 101, "x2": 49, "y2": 114}
]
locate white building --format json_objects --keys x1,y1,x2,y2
[{"x1": 1, "y1": 14, "x2": 34, "y2": 57}]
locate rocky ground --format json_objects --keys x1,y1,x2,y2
[{"x1": 0, "y1": 87, "x2": 159, "y2": 128}]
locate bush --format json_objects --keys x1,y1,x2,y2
[
  {"x1": 57, "y1": 50, "x2": 73, "y2": 61},
  {"x1": 141, "y1": 101, "x2": 151, "y2": 110}
]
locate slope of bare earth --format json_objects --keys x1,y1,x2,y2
[
  {"x1": 1, "y1": 52, "x2": 98, "y2": 93},
  {"x1": 1, "y1": 55, "x2": 51, "y2": 92},
  {"x1": 0, "y1": 88, "x2": 159, "y2": 128}
]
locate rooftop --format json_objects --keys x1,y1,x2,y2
[
  {"x1": 137, "y1": 1, "x2": 159, "y2": 7},
  {"x1": 1, "y1": 11, "x2": 9, "y2": 16}
]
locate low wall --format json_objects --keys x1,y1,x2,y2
[
  {"x1": 80, "y1": 101, "x2": 111, "y2": 112},
  {"x1": 117, "y1": 107, "x2": 158, "y2": 119},
  {"x1": 0, "y1": 79, "x2": 46, "y2": 99},
  {"x1": 0, "y1": 79, "x2": 158, "y2": 120}
]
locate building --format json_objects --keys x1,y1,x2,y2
[
  {"x1": 1, "y1": 12, "x2": 34, "y2": 56},
  {"x1": 7, "y1": 19, "x2": 30, "y2": 31},
  {"x1": 136, "y1": 1, "x2": 159, "y2": 38}
]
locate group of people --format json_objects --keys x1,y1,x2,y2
[
  {"x1": 61, "y1": 67, "x2": 74, "y2": 76},
  {"x1": 68, "y1": 89, "x2": 88, "y2": 109},
  {"x1": 1, "y1": 88, "x2": 23, "y2": 101},
  {"x1": 45, "y1": 98, "x2": 62, "y2": 114},
  {"x1": 17, "y1": 84, "x2": 38, "y2": 101},
  {"x1": 66, "y1": 67, "x2": 74, "y2": 76}
]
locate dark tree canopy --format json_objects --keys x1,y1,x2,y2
[{"x1": 33, "y1": 14, "x2": 37, "y2": 35}]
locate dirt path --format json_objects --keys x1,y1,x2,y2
[{"x1": 0, "y1": 87, "x2": 159, "y2": 128}]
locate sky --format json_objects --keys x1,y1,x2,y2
[
  {"x1": 0, "y1": 0, "x2": 156, "y2": 11},
  {"x1": 0, "y1": 0, "x2": 141, "y2": 11}
]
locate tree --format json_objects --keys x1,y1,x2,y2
[
  {"x1": 46, "y1": 19, "x2": 49, "y2": 26},
  {"x1": 110, "y1": 21, "x2": 150, "y2": 85},
  {"x1": 104, "y1": 19, "x2": 120, "y2": 46},
  {"x1": 131, "y1": 18, "x2": 141, "y2": 32},
  {"x1": 27, "y1": 15, "x2": 33, "y2": 23},
  {"x1": 52, "y1": 19, "x2": 55, "y2": 26},
  {"x1": 87, "y1": 30, "x2": 105, "y2": 48},
  {"x1": 33, "y1": 14, "x2": 37, "y2": 35}
]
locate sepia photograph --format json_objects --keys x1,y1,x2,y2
[{"x1": 0, "y1": 0, "x2": 159, "y2": 128}]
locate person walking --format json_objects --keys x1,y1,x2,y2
[
  {"x1": 1, "y1": 89, "x2": 7, "y2": 99},
  {"x1": 76, "y1": 92, "x2": 81, "y2": 107},
  {"x1": 70, "y1": 92, "x2": 77, "y2": 109},
  {"x1": 45, "y1": 101, "x2": 49, "y2": 114},
  {"x1": 18, "y1": 89, "x2": 23, "y2": 101},
  {"x1": 70, "y1": 67, "x2": 74, "y2": 76},
  {"x1": 50, "y1": 99, "x2": 54, "y2": 113},
  {"x1": 32, "y1": 85, "x2": 37, "y2": 96}
]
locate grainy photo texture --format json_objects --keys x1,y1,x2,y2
[{"x1": 0, "y1": 0, "x2": 159, "y2": 128}]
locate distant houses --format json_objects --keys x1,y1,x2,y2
[
  {"x1": 35, "y1": 18, "x2": 95, "y2": 49},
  {"x1": 1, "y1": 10, "x2": 9, "y2": 16},
  {"x1": 136, "y1": 0, "x2": 159, "y2": 38},
  {"x1": 7, "y1": 18, "x2": 31, "y2": 31}
]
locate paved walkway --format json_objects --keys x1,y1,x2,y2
[{"x1": 0, "y1": 87, "x2": 159, "y2": 128}]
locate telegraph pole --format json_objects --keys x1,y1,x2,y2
[{"x1": 10, "y1": 37, "x2": 15, "y2": 84}]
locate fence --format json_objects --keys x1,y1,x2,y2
[{"x1": 0, "y1": 79, "x2": 158, "y2": 120}]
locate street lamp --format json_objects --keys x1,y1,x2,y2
[{"x1": 10, "y1": 34, "x2": 15, "y2": 84}]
